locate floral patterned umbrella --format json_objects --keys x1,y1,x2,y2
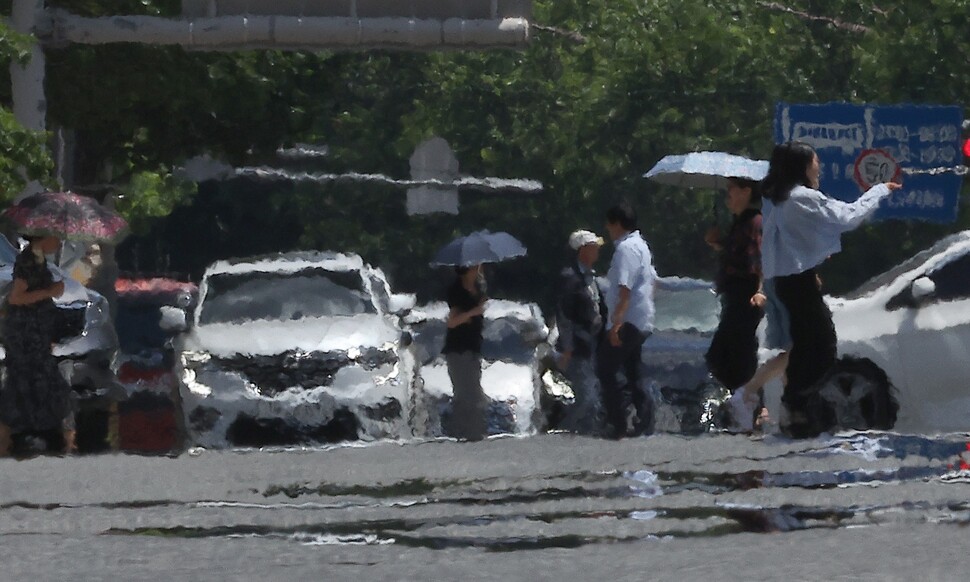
[{"x1": 1, "y1": 191, "x2": 129, "y2": 243}]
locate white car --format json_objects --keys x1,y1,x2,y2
[
  {"x1": 829, "y1": 230, "x2": 970, "y2": 433},
  {"x1": 642, "y1": 277, "x2": 727, "y2": 434},
  {"x1": 172, "y1": 251, "x2": 417, "y2": 448},
  {"x1": 405, "y1": 300, "x2": 549, "y2": 436}
]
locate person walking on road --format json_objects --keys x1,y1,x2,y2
[
  {"x1": 0, "y1": 235, "x2": 76, "y2": 456},
  {"x1": 761, "y1": 141, "x2": 902, "y2": 438},
  {"x1": 600, "y1": 203, "x2": 657, "y2": 439},
  {"x1": 442, "y1": 264, "x2": 488, "y2": 441},
  {"x1": 703, "y1": 177, "x2": 765, "y2": 430},
  {"x1": 555, "y1": 230, "x2": 608, "y2": 436}
]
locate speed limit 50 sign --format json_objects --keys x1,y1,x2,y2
[
  {"x1": 853, "y1": 148, "x2": 902, "y2": 191},
  {"x1": 776, "y1": 102, "x2": 963, "y2": 223}
]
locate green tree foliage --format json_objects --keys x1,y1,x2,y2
[
  {"x1": 11, "y1": 0, "x2": 969, "y2": 308},
  {"x1": 339, "y1": 0, "x2": 970, "y2": 300},
  {"x1": 0, "y1": 19, "x2": 54, "y2": 199},
  {"x1": 0, "y1": 107, "x2": 54, "y2": 198},
  {"x1": 0, "y1": 16, "x2": 34, "y2": 63},
  {"x1": 114, "y1": 169, "x2": 195, "y2": 234}
]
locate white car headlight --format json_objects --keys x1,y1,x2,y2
[
  {"x1": 82, "y1": 297, "x2": 108, "y2": 332},
  {"x1": 373, "y1": 361, "x2": 401, "y2": 386},
  {"x1": 181, "y1": 351, "x2": 212, "y2": 366}
]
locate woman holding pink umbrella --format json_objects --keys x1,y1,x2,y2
[
  {"x1": 0, "y1": 191, "x2": 127, "y2": 455},
  {"x1": 0, "y1": 234, "x2": 74, "y2": 455}
]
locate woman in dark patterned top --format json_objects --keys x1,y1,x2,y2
[
  {"x1": 0, "y1": 235, "x2": 75, "y2": 456},
  {"x1": 442, "y1": 264, "x2": 487, "y2": 441},
  {"x1": 704, "y1": 177, "x2": 764, "y2": 405}
]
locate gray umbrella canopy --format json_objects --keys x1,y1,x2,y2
[
  {"x1": 644, "y1": 152, "x2": 768, "y2": 190},
  {"x1": 430, "y1": 230, "x2": 527, "y2": 267}
]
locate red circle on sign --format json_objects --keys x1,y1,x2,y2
[{"x1": 853, "y1": 149, "x2": 901, "y2": 191}]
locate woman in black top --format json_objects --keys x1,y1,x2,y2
[
  {"x1": 0, "y1": 235, "x2": 74, "y2": 456},
  {"x1": 442, "y1": 264, "x2": 487, "y2": 441},
  {"x1": 705, "y1": 178, "x2": 764, "y2": 431},
  {"x1": 704, "y1": 178, "x2": 765, "y2": 428}
]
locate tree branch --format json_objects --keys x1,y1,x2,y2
[
  {"x1": 530, "y1": 23, "x2": 587, "y2": 45},
  {"x1": 755, "y1": 1, "x2": 870, "y2": 33}
]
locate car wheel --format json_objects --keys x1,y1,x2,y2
[
  {"x1": 670, "y1": 379, "x2": 730, "y2": 435},
  {"x1": 815, "y1": 356, "x2": 899, "y2": 431}
]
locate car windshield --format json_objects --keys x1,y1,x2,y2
[
  {"x1": 843, "y1": 232, "x2": 970, "y2": 300},
  {"x1": 482, "y1": 317, "x2": 535, "y2": 364},
  {"x1": 653, "y1": 286, "x2": 720, "y2": 333},
  {"x1": 198, "y1": 267, "x2": 376, "y2": 325},
  {"x1": 0, "y1": 234, "x2": 19, "y2": 265}
]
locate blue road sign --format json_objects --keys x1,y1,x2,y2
[{"x1": 775, "y1": 102, "x2": 964, "y2": 223}]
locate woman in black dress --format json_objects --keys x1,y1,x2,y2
[
  {"x1": 442, "y1": 264, "x2": 487, "y2": 441},
  {"x1": 704, "y1": 177, "x2": 765, "y2": 429},
  {"x1": 706, "y1": 178, "x2": 763, "y2": 391},
  {"x1": 0, "y1": 235, "x2": 75, "y2": 455}
]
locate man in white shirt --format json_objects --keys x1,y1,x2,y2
[{"x1": 600, "y1": 202, "x2": 657, "y2": 438}]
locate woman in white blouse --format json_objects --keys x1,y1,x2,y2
[{"x1": 760, "y1": 141, "x2": 902, "y2": 437}]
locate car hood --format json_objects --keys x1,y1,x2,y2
[{"x1": 182, "y1": 313, "x2": 401, "y2": 357}]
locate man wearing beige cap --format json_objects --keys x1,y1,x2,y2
[{"x1": 555, "y1": 229, "x2": 608, "y2": 435}]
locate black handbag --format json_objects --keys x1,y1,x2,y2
[{"x1": 49, "y1": 301, "x2": 88, "y2": 344}]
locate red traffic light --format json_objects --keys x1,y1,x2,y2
[{"x1": 963, "y1": 137, "x2": 970, "y2": 159}]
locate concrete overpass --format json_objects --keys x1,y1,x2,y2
[{"x1": 46, "y1": 0, "x2": 532, "y2": 51}]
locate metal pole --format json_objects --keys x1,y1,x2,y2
[{"x1": 10, "y1": 0, "x2": 47, "y2": 199}]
